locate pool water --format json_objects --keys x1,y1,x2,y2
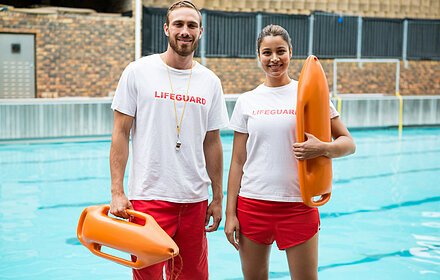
[{"x1": 0, "y1": 128, "x2": 439, "y2": 279}]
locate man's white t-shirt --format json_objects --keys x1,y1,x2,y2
[
  {"x1": 229, "y1": 80, "x2": 339, "y2": 202},
  {"x1": 111, "y1": 54, "x2": 229, "y2": 203}
]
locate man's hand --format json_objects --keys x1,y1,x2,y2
[
  {"x1": 109, "y1": 192, "x2": 133, "y2": 219},
  {"x1": 205, "y1": 199, "x2": 222, "y2": 232}
]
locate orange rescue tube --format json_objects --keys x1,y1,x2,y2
[
  {"x1": 296, "y1": 55, "x2": 332, "y2": 207},
  {"x1": 77, "y1": 205, "x2": 179, "y2": 269}
]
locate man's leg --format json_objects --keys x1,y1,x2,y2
[
  {"x1": 130, "y1": 200, "x2": 179, "y2": 280},
  {"x1": 132, "y1": 262, "x2": 164, "y2": 280},
  {"x1": 166, "y1": 200, "x2": 208, "y2": 280}
]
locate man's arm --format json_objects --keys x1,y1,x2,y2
[
  {"x1": 203, "y1": 129, "x2": 224, "y2": 232},
  {"x1": 109, "y1": 110, "x2": 134, "y2": 219}
]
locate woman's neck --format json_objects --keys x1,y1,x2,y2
[{"x1": 264, "y1": 75, "x2": 291, "y2": 88}]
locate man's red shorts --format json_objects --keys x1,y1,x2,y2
[
  {"x1": 130, "y1": 200, "x2": 208, "y2": 280},
  {"x1": 237, "y1": 196, "x2": 320, "y2": 250}
]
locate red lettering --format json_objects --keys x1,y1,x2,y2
[
  {"x1": 249, "y1": 108, "x2": 297, "y2": 115},
  {"x1": 153, "y1": 90, "x2": 207, "y2": 106}
]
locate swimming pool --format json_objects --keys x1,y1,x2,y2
[{"x1": 0, "y1": 127, "x2": 439, "y2": 279}]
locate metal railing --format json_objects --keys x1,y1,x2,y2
[
  {"x1": 1, "y1": 95, "x2": 439, "y2": 142},
  {"x1": 142, "y1": 8, "x2": 440, "y2": 61}
]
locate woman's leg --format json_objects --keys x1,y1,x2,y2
[
  {"x1": 239, "y1": 235, "x2": 272, "y2": 280},
  {"x1": 285, "y1": 232, "x2": 319, "y2": 280}
]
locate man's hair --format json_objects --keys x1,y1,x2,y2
[
  {"x1": 256, "y1": 24, "x2": 293, "y2": 54},
  {"x1": 166, "y1": 1, "x2": 202, "y2": 26}
]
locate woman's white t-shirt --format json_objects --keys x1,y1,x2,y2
[{"x1": 229, "y1": 80, "x2": 339, "y2": 202}]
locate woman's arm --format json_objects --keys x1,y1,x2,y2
[
  {"x1": 293, "y1": 116, "x2": 356, "y2": 160},
  {"x1": 224, "y1": 131, "x2": 248, "y2": 250}
]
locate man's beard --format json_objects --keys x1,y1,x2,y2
[{"x1": 169, "y1": 36, "x2": 199, "y2": 57}]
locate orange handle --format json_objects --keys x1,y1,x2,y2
[
  {"x1": 90, "y1": 244, "x2": 141, "y2": 268},
  {"x1": 304, "y1": 191, "x2": 331, "y2": 207},
  {"x1": 96, "y1": 205, "x2": 150, "y2": 226},
  {"x1": 304, "y1": 156, "x2": 331, "y2": 207},
  {"x1": 126, "y1": 208, "x2": 150, "y2": 226}
]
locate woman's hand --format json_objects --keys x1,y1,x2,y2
[
  {"x1": 293, "y1": 132, "x2": 327, "y2": 160},
  {"x1": 224, "y1": 215, "x2": 240, "y2": 250}
]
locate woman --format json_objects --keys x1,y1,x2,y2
[{"x1": 224, "y1": 25, "x2": 356, "y2": 280}]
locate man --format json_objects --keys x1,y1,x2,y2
[{"x1": 109, "y1": 1, "x2": 229, "y2": 279}]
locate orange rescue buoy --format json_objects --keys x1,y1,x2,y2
[
  {"x1": 77, "y1": 205, "x2": 179, "y2": 269},
  {"x1": 296, "y1": 55, "x2": 332, "y2": 207}
]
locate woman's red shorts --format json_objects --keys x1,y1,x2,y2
[{"x1": 237, "y1": 196, "x2": 320, "y2": 250}]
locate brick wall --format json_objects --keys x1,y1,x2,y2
[
  {"x1": 1, "y1": 9, "x2": 439, "y2": 98},
  {"x1": 203, "y1": 58, "x2": 440, "y2": 95},
  {"x1": 0, "y1": 10, "x2": 134, "y2": 98}
]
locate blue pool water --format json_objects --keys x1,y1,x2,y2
[{"x1": 0, "y1": 127, "x2": 439, "y2": 279}]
